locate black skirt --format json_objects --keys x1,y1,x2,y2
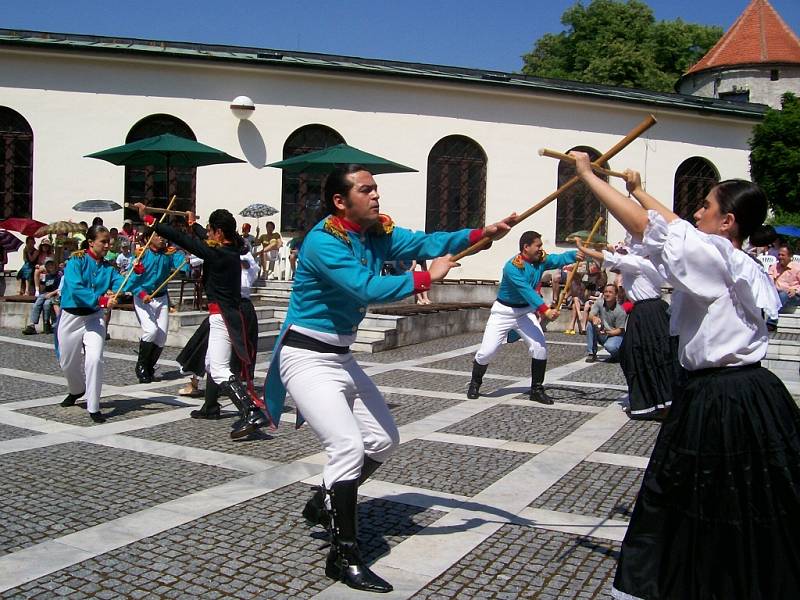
[
  {"x1": 619, "y1": 298, "x2": 685, "y2": 420},
  {"x1": 612, "y1": 364, "x2": 800, "y2": 600},
  {"x1": 176, "y1": 316, "x2": 210, "y2": 378}
]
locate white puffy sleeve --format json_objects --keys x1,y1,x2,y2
[{"x1": 642, "y1": 210, "x2": 729, "y2": 303}]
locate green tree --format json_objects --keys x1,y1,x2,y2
[
  {"x1": 521, "y1": 0, "x2": 722, "y2": 93},
  {"x1": 750, "y1": 92, "x2": 800, "y2": 215}
]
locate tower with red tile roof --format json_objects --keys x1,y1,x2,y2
[{"x1": 677, "y1": 0, "x2": 800, "y2": 108}]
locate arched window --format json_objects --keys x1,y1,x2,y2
[
  {"x1": 556, "y1": 146, "x2": 608, "y2": 242},
  {"x1": 673, "y1": 157, "x2": 719, "y2": 222},
  {"x1": 281, "y1": 125, "x2": 345, "y2": 232},
  {"x1": 124, "y1": 114, "x2": 197, "y2": 221},
  {"x1": 0, "y1": 107, "x2": 33, "y2": 219},
  {"x1": 425, "y1": 136, "x2": 487, "y2": 233}
]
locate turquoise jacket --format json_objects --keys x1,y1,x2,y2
[
  {"x1": 60, "y1": 250, "x2": 125, "y2": 311},
  {"x1": 265, "y1": 214, "x2": 481, "y2": 426},
  {"x1": 497, "y1": 251, "x2": 578, "y2": 312},
  {"x1": 124, "y1": 247, "x2": 188, "y2": 298}
]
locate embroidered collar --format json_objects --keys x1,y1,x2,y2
[{"x1": 87, "y1": 249, "x2": 101, "y2": 261}]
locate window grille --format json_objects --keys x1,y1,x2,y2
[
  {"x1": 425, "y1": 135, "x2": 487, "y2": 232},
  {"x1": 555, "y1": 146, "x2": 608, "y2": 242},
  {"x1": 0, "y1": 107, "x2": 33, "y2": 220}
]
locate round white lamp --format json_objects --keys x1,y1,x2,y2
[{"x1": 230, "y1": 96, "x2": 255, "y2": 120}]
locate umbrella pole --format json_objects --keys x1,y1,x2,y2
[
  {"x1": 450, "y1": 115, "x2": 656, "y2": 262},
  {"x1": 109, "y1": 195, "x2": 178, "y2": 305},
  {"x1": 556, "y1": 216, "x2": 604, "y2": 308}
]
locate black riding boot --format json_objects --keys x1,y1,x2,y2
[
  {"x1": 221, "y1": 376, "x2": 265, "y2": 439},
  {"x1": 303, "y1": 456, "x2": 382, "y2": 529},
  {"x1": 135, "y1": 340, "x2": 154, "y2": 383},
  {"x1": 325, "y1": 479, "x2": 393, "y2": 593},
  {"x1": 191, "y1": 374, "x2": 221, "y2": 419},
  {"x1": 467, "y1": 360, "x2": 488, "y2": 399},
  {"x1": 529, "y1": 358, "x2": 553, "y2": 405},
  {"x1": 149, "y1": 345, "x2": 164, "y2": 381}
]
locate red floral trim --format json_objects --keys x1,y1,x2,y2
[
  {"x1": 98, "y1": 295, "x2": 110, "y2": 308},
  {"x1": 511, "y1": 254, "x2": 525, "y2": 269},
  {"x1": 323, "y1": 217, "x2": 351, "y2": 246},
  {"x1": 378, "y1": 214, "x2": 394, "y2": 235},
  {"x1": 133, "y1": 262, "x2": 145, "y2": 275},
  {"x1": 138, "y1": 291, "x2": 149, "y2": 300},
  {"x1": 468, "y1": 228, "x2": 484, "y2": 245},
  {"x1": 536, "y1": 304, "x2": 549, "y2": 315},
  {"x1": 208, "y1": 302, "x2": 222, "y2": 315}
]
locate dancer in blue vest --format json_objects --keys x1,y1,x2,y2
[
  {"x1": 263, "y1": 164, "x2": 515, "y2": 593},
  {"x1": 57, "y1": 225, "x2": 125, "y2": 423},
  {"x1": 125, "y1": 233, "x2": 189, "y2": 383},
  {"x1": 468, "y1": 231, "x2": 582, "y2": 404}
]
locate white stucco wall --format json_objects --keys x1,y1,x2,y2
[
  {"x1": 1, "y1": 48, "x2": 757, "y2": 279},
  {"x1": 678, "y1": 65, "x2": 800, "y2": 109}
]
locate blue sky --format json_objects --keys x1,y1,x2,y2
[{"x1": 2, "y1": 0, "x2": 799, "y2": 72}]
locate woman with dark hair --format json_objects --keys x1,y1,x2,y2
[
  {"x1": 57, "y1": 225, "x2": 124, "y2": 423},
  {"x1": 17, "y1": 236, "x2": 39, "y2": 296},
  {"x1": 134, "y1": 204, "x2": 264, "y2": 439},
  {"x1": 572, "y1": 152, "x2": 799, "y2": 600}
]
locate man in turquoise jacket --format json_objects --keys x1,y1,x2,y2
[
  {"x1": 468, "y1": 230, "x2": 583, "y2": 404},
  {"x1": 265, "y1": 163, "x2": 515, "y2": 593}
]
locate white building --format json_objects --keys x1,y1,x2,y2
[
  {"x1": 0, "y1": 28, "x2": 765, "y2": 278},
  {"x1": 677, "y1": 0, "x2": 800, "y2": 109}
]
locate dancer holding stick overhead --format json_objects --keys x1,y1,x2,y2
[
  {"x1": 124, "y1": 232, "x2": 189, "y2": 383},
  {"x1": 571, "y1": 151, "x2": 799, "y2": 600},
  {"x1": 133, "y1": 202, "x2": 264, "y2": 440}
]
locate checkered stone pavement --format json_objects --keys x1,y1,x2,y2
[
  {"x1": 18, "y1": 394, "x2": 187, "y2": 426},
  {"x1": 372, "y1": 439, "x2": 533, "y2": 496},
  {"x1": 529, "y1": 462, "x2": 644, "y2": 521},
  {"x1": 442, "y1": 404, "x2": 594, "y2": 446},
  {"x1": 0, "y1": 325, "x2": 665, "y2": 598},
  {"x1": 3, "y1": 483, "x2": 444, "y2": 600},
  {"x1": 0, "y1": 422, "x2": 38, "y2": 441},
  {"x1": 411, "y1": 525, "x2": 620, "y2": 599},
  {"x1": 0, "y1": 375, "x2": 66, "y2": 404},
  {"x1": 0, "y1": 441, "x2": 241, "y2": 555},
  {"x1": 597, "y1": 419, "x2": 662, "y2": 457}
]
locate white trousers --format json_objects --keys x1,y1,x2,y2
[
  {"x1": 280, "y1": 345, "x2": 400, "y2": 486},
  {"x1": 474, "y1": 301, "x2": 547, "y2": 365},
  {"x1": 56, "y1": 310, "x2": 106, "y2": 413},
  {"x1": 133, "y1": 294, "x2": 169, "y2": 347},
  {"x1": 205, "y1": 313, "x2": 233, "y2": 384}
]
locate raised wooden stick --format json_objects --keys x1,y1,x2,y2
[
  {"x1": 124, "y1": 203, "x2": 188, "y2": 217},
  {"x1": 451, "y1": 114, "x2": 657, "y2": 262},
  {"x1": 556, "y1": 216, "x2": 604, "y2": 308},
  {"x1": 538, "y1": 149, "x2": 627, "y2": 180},
  {"x1": 109, "y1": 195, "x2": 177, "y2": 304},
  {"x1": 143, "y1": 258, "x2": 188, "y2": 303}
]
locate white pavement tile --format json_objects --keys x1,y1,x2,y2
[
  {"x1": 0, "y1": 540, "x2": 95, "y2": 592},
  {"x1": 587, "y1": 451, "x2": 650, "y2": 469},
  {"x1": 517, "y1": 507, "x2": 629, "y2": 542}
]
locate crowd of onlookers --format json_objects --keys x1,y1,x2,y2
[{"x1": 750, "y1": 227, "x2": 800, "y2": 330}]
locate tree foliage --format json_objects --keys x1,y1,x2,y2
[
  {"x1": 521, "y1": 0, "x2": 722, "y2": 92},
  {"x1": 750, "y1": 92, "x2": 800, "y2": 214}
]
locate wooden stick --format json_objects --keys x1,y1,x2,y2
[
  {"x1": 451, "y1": 114, "x2": 657, "y2": 262},
  {"x1": 109, "y1": 195, "x2": 177, "y2": 304},
  {"x1": 557, "y1": 216, "x2": 604, "y2": 308},
  {"x1": 538, "y1": 149, "x2": 627, "y2": 180},
  {"x1": 144, "y1": 258, "x2": 188, "y2": 302},
  {"x1": 124, "y1": 203, "x2": 188, "y2": 217}
]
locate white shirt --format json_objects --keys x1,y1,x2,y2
[
  {"x1": 602, "y1": 249, "x2": 666, "y2": 302},
  {"x1": 643, "y1": 211, "x2": 780, "y2": 371},
  {"x1": 240, "y1": 253, "x2": 259, "y2": 299}
]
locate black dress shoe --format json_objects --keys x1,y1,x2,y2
[
  {"x1": 89, "y1": 411, "x2": 106, "y2": 423},
  {"x1": 529, "y1": 384, "x2": 554, "y2": 405},
  {"x1": 61, "y1": 391, "x2": 85, "y2": 407},
  {"x1": 466, "y1": 381, "x2": 480, "y2": 399},
  {"x1": 190, "y1": 406, "x2": 221, "y2": 420}
]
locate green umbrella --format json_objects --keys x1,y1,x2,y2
[
  {"x1": 85, "y1": 133, "x2": 245, "y2": 168},
  {"x1": 266, "y1": 143, "x2": 416, "y2": 175}
]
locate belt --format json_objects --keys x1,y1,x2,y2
[
  {"x1": 497, "y1": 299, "x2": 528, "y2": 309},
  {"x1": 283, "y1": 329, "x2": 350, "y2": 355}
]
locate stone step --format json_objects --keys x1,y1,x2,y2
[{"x1": 257, "y1": 318, "x2": 281, "y2": 333}]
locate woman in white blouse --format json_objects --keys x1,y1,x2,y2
[{"x1": 572, "y1": 151, "x2": 798, "y2": 600}]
